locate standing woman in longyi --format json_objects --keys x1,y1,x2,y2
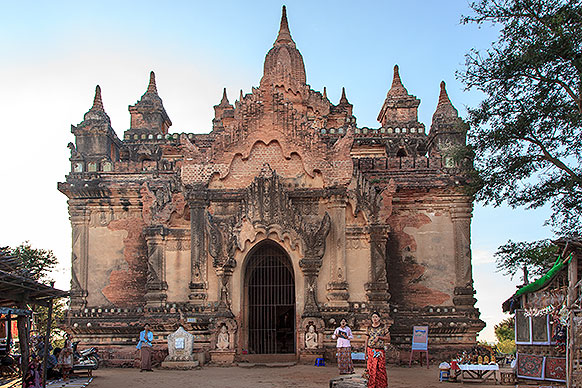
[
  {"x1": 136, "y1": 323, "x2": 154, "y2": 372},
  {"x1": 332, "y1": 318, "x2": 354, "y2": 374},
  {"x1": 365, "y1": 312, "x2": 390, "y2": 388}
]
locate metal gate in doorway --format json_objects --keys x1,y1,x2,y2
[{"x1": 246, "y1": 242, "x2": 295, "y2": 354}]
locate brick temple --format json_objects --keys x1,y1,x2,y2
[{"x1": 58, "y1": 6, "x2": 484, "y2": 365}]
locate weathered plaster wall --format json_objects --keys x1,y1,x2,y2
[
  {"x1": 86, "y1": 225, "x2": 127, "y2": 306},
  {"x1": 165, "y1": 247, "x2": 190, "y2": 302},
  {"x1": 405, "y1": 211, "x2": 455, "y2": 305},
  {"x1": 387, "y1": 205, "x2": 452, "y2": 308},
  {"x1": 345, "y1": 241, "x2": 371, "y2": 301}
]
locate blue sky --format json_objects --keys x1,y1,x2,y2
[{"x1": 0, "y1": 1, "x2": 554, "y2": 342}]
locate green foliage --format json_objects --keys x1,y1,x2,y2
[
  {"x1": 497, "y1": 338, "x2": 517, "y2": 354},
  {"x1": 494, "y1": 317, "x2": 515, "y2": 342},
  {"x1": 10, "y1": 241, "x2": 58, "y2": 283},
  {"x1": 34, "y1": 298, "x2": 68, "y2": 349},
  {"x1": 9, "y1": 242, "x2": 66, "y2": 348},
  {"x1": 459, "y1": 0, "x2": 582, "y2": 236},
  {"x1": 495, "y1": 239, "x2": 559, "y2": 281}
]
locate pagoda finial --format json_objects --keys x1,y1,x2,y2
[
  {"x1": 437, "y1": 81, "x2": 453, "y2": 108},
  {"x1": 433, "y1": 81, "x2": 458, "y2": 118},
  {"x1": 392, "y1": 65, "x2": 404, "y2": 89},
  {"x1": 92, "y1": 85, "x2": 104, "y2": 111},
  {"x1": 147, "y1": 71, "x2": 158, "y2": 94},
  {"x1": 239, "y1": 89, "x2": 244, "y2": 101},
  {"x1": 385, "y1": 64, "x2": 409, "y2": 98},
  {"x1": 339, "y1": 87, "x2": 349, "y2": 104},
  {"x1": 274, "y1": 5, "x2": 295, "y2": 47},
  {"x1": 83, "y1": 84, "x2": 110, "y2": 122},
  {"x1": 323, "y1": 86, "x2": 327, "y2": 99},
  {"x1": 220, "y1": 88, "x2": 229, "y2": 105}
]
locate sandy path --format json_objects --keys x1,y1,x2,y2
[{"x1": 87, "y1": 365, "x2": 500, "y2": 388}]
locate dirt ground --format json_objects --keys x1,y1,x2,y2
[{"x1": 87, "y1": 364, "x2": 500, "y2": 388}]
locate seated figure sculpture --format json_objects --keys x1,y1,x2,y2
[
  {"x1": 305, "y1": 324, "x2": 318, "y2": 349},
  {"x1": 216, "y1": 324, "x2": 229, "y2": 350}
]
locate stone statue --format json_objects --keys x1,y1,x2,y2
[
  {"x1": 216, "y1": 324, "x2": 229, "y2": 350},
  {"x1": 304, "y1": 324, "x2": 318, "y2": 349}
]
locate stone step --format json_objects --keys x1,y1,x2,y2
[{"x1": 238, "y1": 362, "x2": 297, "y2": 368}]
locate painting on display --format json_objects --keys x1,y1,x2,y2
[
  {"x1": 411, "y1": 326, "x2": 428, "y2": 351},
  {"x1": 544, "y1": 357, "x2": 566, "y2": 382},
  {"x1": 517, "y1": 353, "x2": 545, "y2": 380}
]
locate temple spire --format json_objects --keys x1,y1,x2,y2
[
  {"x1": 323, "y1": 86, "x2": 327, "y2": 99},
  {"x1": 146, "y1": 71, "x2": 158, "y2": 94},
  {"x1": 82, "y1": 84, "x2": 110, "y2": 123},
  {"x1": 219, "y1": 88, "x2": 230, "y2": 106},
  {"x1": 274, "y1": 5, "x2": 295, "y2": 47},
  {"x1": 377, "y1": 64, "x2": 421, "y2": 126},
  {"x1": 437, "y1": 81, "x2": 453, "y2": 110},
  {"x1": 92, "y1": 85, "x2": 104, "y2": 111},
  {"x1": 339, "y1": 87, "x2": 349, "y2": 105},
  {"x1": 387, "y1": 65, "x2": 408, "y2": 97},
  {"x1": 433, "y1": 81, "x2": 459, "y2": 119}
]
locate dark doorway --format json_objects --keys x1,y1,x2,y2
[{"x1": 246, "y1": 242, "x2": 295, "y2": 354}]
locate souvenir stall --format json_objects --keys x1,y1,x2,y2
[
  {"x1": 0, "y1": 248, "x2": 68, "y2": 388},
  {"x1": 502, "y1": 238, "x2": 582, "y2": 388}
]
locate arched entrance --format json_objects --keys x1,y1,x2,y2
[{"x1": 245, "y1": 241, "x2": 295, "y2": 354}]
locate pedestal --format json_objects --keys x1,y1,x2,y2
[
  {"x1": 160, "y1": 360, "x2": 200, "y2": 369},
  {"x1": 210, "y1": 350, "x2": 236, "y2": 365}
]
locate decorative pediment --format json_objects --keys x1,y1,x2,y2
[{"x1": 243, "y1": 164, "x2": 301, "y2": 230}]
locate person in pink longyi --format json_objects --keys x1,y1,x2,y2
[{"x1": 333, "y1": 318, "x2": 355, "y2": 374}]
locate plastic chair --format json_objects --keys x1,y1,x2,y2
[
  {"x1": 439, "y1": 370, "x2": 449, "y2": 382},
  {"x1": 314, "y1": 358, "x2": 325, "y2": 366}
]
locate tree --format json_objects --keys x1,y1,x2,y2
[
  {"x1": 10, "y1": 241, "x2": 58, "y2": 284},
  {"x1": 459, "y1": 0, "x2": 582, "y2": 236},
  {"x1": 494, "y1": 239, "x2": 559, "y2": 282},
  {"x1": 494, "y1": 317, "x2": 515, "y2": 342},
  {"x1": 494, "y1": 317, "x2": 516, "y2": 354},
  {"x1": 9, "y1": 242, "x2": 67, "y2": 348}
]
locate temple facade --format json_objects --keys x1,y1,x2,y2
[{"x1": 59, "y1": 7, "x2": 484, "y2": 365}]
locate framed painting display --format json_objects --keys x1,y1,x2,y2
[{"x1": 516, "y1": 353, "x2": 545, "y2": 380}]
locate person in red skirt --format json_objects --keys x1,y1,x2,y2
[{"x1": 365, "y1": 312, "x2": 390, "y2": 388}]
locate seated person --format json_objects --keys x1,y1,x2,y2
[{"x1": 46, "y1": 348, "x2": 62, "y2": 380}]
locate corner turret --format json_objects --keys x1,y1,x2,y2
[
  {"x1": 125, "y1": 71, "x2": 172, "y2": 141},
  {"x1": 70, "y1": 85, "x2": 121, "y2": 173},
  {"x1": 377, "y1": 65, "x2": 424, "y2": 134},
  {"x1": 428, "y1": 81, "x2": 468, "y2": 152},
  {"x1": 213, "y1": 88, "x2": 235, "y2": 131},
  {"x1": 327, "y1": 87, "x2": 355, "y2": 128}
]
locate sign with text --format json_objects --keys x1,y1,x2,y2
[{"x1": 412, "y1": 326, "x2": 429, "y2": 351}]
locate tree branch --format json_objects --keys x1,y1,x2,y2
[{"x1": 522, "y1": 135, "x2": 582, "y2": 183}]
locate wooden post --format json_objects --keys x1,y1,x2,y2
[
  {"x1": 42, "y1": 296, "x2": 54, "y2": 388},
  {"x1": 6, "y1": 314, "x2": 12, "y2": 353},
  {"x1": 567, "y1": 253, "x2": 578, "y2": 388},
  {"x1": 17, "y1": 302, "x2": 30, "y2": 388}
]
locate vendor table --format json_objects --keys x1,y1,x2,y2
[{"x1": 457, "y1": 364, "x2": 499, "y2": 383}]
